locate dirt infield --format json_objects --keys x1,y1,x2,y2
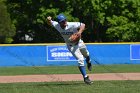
[{"x1": 0, "y1": 73, "x2": 140, "y2": 83}]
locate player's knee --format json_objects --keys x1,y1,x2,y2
[
  {"x1": 78, "y1": 59, "x2": 85, "y2": 66},
  {"x1": 80, "y1": 48, "x2": 89, "y2": 57}
]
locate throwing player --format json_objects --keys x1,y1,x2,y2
[{"x1": 47, "y1": 14, "x2": 92, "y2": 84}]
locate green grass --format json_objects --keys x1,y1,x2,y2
[
  {"x1": 0, "y1": 81, "x2": 140, "y2": 93},
  {"x1": 0, "y1": 64, "x2": 140, "y2": 75},
  {"x1": 0, "y1": 64, "x2": 140, "y2": 93}
]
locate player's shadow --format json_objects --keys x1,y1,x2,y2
[
  {"x1": 36, "y1": 81, "x2": 85, "y2": 87},
  {"x1": 0, "y1": 82, "x2": 92, "y2": 91}
]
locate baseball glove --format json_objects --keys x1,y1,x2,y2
[{"x1": 69, "y1": 33, "x2": 81, "y2": 43}]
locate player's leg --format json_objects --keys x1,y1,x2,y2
[
  {"x1": 67, "y1": 45, "x2": 87, "y2": 77},
  {"x1": 80, "y1": 48, "x2": 92, "y2": 71},
  {"x1": 79, "y1": 41, "x2": 92, "y2": 71},
  {"x1": 67, "y1": 45, "x2": 92, "y2": 84}
]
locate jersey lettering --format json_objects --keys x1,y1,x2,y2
[{"x1": 60, "y1": 32, "x2": 73, "y2": 35}]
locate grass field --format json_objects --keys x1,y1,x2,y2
[
  {"x1": 0, "y1": 64, "x2": 140, "y2": 75},
  {"x1": 0, "y1": 64, "x2": 140, "y2": 93},
  {"x1": 0, "y1": 81, "x2": 140, "y2": 93}
]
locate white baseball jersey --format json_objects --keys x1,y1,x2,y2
[
  {"x1": 51, "y1": 20, "x2": 89, "y2": 66},
  {"x1": 51, "y1": 21, "x2": 83, "y2": 45}
]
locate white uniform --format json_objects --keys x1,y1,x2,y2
[{"x1": 51, "y1": 21, "x2": 89, "y2": 66}]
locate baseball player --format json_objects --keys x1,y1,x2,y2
[{"x1": 47, "y1": 14, "x2": 92, "y2": 84}]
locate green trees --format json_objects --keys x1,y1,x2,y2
[
  {"x1": 0, "y1": 1, "x2": 15, "y2": 43},
  {"x1": 103, "y1": 0, "x2": 140, "y2": 42},
  {"x1": 5, "y1": 0, "x2": 140, "y2": 43},
  {"x1": 89, "y1": 0, "x2": 140, "y2": 42}
]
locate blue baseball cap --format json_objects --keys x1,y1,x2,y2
[{"x1": 56, "y1": 14, "x2": 66, "y2": 23}]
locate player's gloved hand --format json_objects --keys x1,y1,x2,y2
[
  {"x1": 69, "y1": 32, "x2": 81, "y2": 43},
  {"x1": 76, "y1": 32, "x2": 82, "y2": 37}
]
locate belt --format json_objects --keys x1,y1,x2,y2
[{"x1": 68, "y1": 42, "x2": 78, "y2": 46}]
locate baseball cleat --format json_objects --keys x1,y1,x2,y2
[{"x1": 84, "y1": 76, "x2": 93, "y2": 85}]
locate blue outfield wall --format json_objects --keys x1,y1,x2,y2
[{"x1": 0, "y1": 43, "x2": 140, "y2": 66}]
